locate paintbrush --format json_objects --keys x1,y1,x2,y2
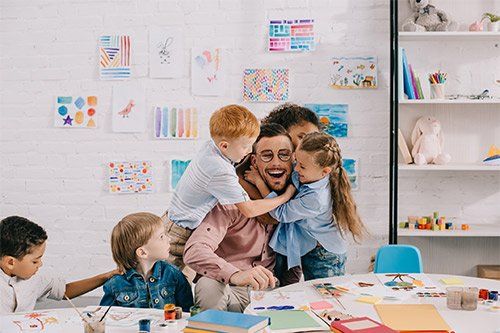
[
  {"x1": 64, "y1": 294, "x2": 90, "y2": 324},
  {"x1": 332, "y1": 294, "x2": 346, "y2": 311},
  {"x1": 99, "y1": 304, "x2": 113, "y2": 322}
]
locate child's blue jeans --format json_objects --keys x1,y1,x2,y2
[{"x1": 301, "y1": 246, "x2": 346, "y2": 281}]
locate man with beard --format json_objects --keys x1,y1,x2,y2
[{"x1": 183, "y1": 123, "x2": 294, "y2": 312}]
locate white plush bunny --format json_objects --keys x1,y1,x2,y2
[{"x1": 411, "y1": 116, "x2": 451, "y2": 165}]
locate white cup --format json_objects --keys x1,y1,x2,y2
[{"x1": 430, "y1": 83, "x2": 445, "y2": 99}]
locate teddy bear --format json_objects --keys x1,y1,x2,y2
[
  {"x1": 402, "y1": 0, "x2": 458, "y2": 32},
  {"x1": 411, "y1": 116, "x2": 451, "y2": 165}
]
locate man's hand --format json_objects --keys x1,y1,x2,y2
[
  {"x1": 229, "y1": 266, "x2": 276, "y2": 290},
  {"x1": 244, "y1": 166, "x2": 262, "y2": 185}
]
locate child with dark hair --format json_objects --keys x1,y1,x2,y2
[
  {"x1": 262, "y1": 103, "x2": 321, "y2": 148},
  {"x1": 0, "y1": 216, "x2": 119, "y2": 313}
]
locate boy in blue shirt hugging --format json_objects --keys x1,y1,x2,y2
[
  {"x1": 100, "y1": 212, "x2": 193, "y2": 311},
  {"x1": 0, "y1": 216, "x2": 119, "y2": 313}
]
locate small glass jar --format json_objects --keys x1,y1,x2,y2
[
  {"x1": 83, "y1": 318, "x2": 105, "y2": 333},
  {"x1": 461, "y1": 287, "x2": 478, "y2": 311},
  {"x1": 446, "y1": 287, "x2": 462, "y2": 310}
]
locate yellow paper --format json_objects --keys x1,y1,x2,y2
[
  {"x1": 440, "y1": 277, "x2": 463, "y2": 285},
  {"x1": 375, "y1": 304, "x2": 451, "y2": 332},
  {"x1": 356, "y1": 296, "x2": 382, "y2": 304}
]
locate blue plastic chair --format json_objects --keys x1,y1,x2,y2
[{"x1": 374, "y1": 245, "x2": 423, "y2": 273}]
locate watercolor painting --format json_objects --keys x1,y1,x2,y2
[
  {"x1": 112, "y1": 84, "x2": 146, "y2": 133},
  {"x1": 330, "y1": 56, "x2": 377, "y2": 89},
  {"x1": 149, "y1": 27, "x2": 183, "y2": 78},
  {"x1": 250, "y1": 290, "x2": 307, "y2": 312},
  {"x1": 191, "y1": 47, "x2": 225, "y2": 96},
  {"x1": 0, "y1": 312, "x2": 60, "y2": 332},
  {"x1": 108, "y1": 161, "x2": 153, "y2": 194},
  {"x1": 305, "y1": 104, "x2": 348, "y2": 138},
  {"x1": 243, "y1": 69, "x2": 289, "y2": 102},
  {"x1": 82, "y1": 306, "x2": 164, "y2": 327},
  {"x1": 269, "y1": 19, "x2": 315, "y2": 52},
  {"x1": 170, "y1": 159, "x2": 191, "y2": 190},
  {"x1": 154, "y1": 106, "x2": 198, "y2": 139},
  {"x1": 99, "y1": 35, "x2": 131, "y2": 80},
  {"x1": 54, "y1": 96, "x2": 97, "y2": 128},
  {"x1": 342, "y1": 158, "x2": 358, "y2": 190}
]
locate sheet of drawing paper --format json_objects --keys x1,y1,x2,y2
[
  {"x1": 99, "y1": 35, "x2": 131, "y2": 80},
  {"x1": 191, "y1": 47, "x2": 225, "y2": 96},
  {"x1": 112, "y1": 84, "x2": 146, "y2": 132},
  {"x1": 54, "y1": 95, "x2": 97, "y2": 128},
  {"x1": 149, "y1": 27, "x2": 183, "y2": 78}
]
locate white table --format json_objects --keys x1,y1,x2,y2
[{"x1": 268, "y1": 273, "x2": 500, "y2": 333}]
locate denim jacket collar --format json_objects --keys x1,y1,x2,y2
[{"x1": 124, "y1": 261, "x2": 163, "y2": 281}]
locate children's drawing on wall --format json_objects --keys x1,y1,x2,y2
[
  {"x1": 243, "y1": 69, "x2": 289, "y2": 102},
  {"x1": 112, "y1": 84, "x2": 146, "y2": 132},
  {"x1": 0, "y1": 311, "x2": 60, "y2": 332},
  {"x1": 191, "y1": 48, "x2": 225, "y2": 96},
  {"x1": 54, "y1": 96, "x2": 97, "y2": 128},
  {"x1": 149, "y1": 27, "x2": 183, "y2": 78},
  {"x1": 330, "y1": 57, "x2": 377, "y2": 89},
  {"x1": 108, "y1": 161, "x2": 153, "y2": 194},
  {"x1": 99, "y1": 35, "x2": 131, "y2": 80},
  {"x1": 154, "y1": 106, "x2": 198, "y2": 139},
  {"x1": 342, "y1": 158, "x2": 358, "y2": 190},
  {"x1": 269, "y1": 19, "x2": 315, "y2": 52},
  {"x1": 170, "y1": 159, "x2": 191, "y2": 191},
  {"x1": 305, "y1": 104, "x2": 348, "y2": 138}
]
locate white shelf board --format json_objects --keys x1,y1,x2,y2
[
  {"x1": 400, "y1": 99, "x2": 500, "y2": 105},
  {"x1": 398, "y1": 224, "x2": 500, "y2": 237},
  {"x1": 398, "y1": 164, "x2": 500, "y2": 171},
  {"x1": 399, "y1": 31, "x2": 500, "y2": 41}
]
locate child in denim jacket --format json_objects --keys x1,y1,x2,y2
[{"x1": 100, "y1": 213, "x2": 193, "y2": 311}]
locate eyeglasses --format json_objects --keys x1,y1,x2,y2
[{"x1": 255, "y1": 149, "x2": 292, "y2": 163}]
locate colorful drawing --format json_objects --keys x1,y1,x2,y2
[
  {"x1": 376, "y1": 273, "x2": 445, "y2": 297},
  {"x1": 330, "y1": 56, "x2": 377, "y2": 89},
  {"x1": 154, "y1": 106, "x2": 198, "y2": 139},
  {"x1": 82, "y1": 306, "x2": 164, "y2": 327},
  {"x1": 54, "y1": 96, "x2": 97, "y2": 128},
  {"x1": 305, "y1": 104, "x2": 348, "y2": 137},
  {"x1": 1, "y1": 312, "x2": 60, "y2": 332},
  {"x1": 112, "y1": 84, "x2": 146, "y2": 132},
  {"x1": 269, "y1": 19, "x2": 315, "y2": 52},
  {"x1": 342, "y1": 158, "x2": 358, "y2": 190},
  {"x1": 250, "y1": 290, "x2": 308, "y2": 312},
  {"x1": 243, "y1": 69, "x2": 289, "y2": 102},
  {"x1": 149, "y1": 27, "x2": 183, "y2": 78},
  {"x1": 191, "y1": 48, "x2": 225, "y2": 96},
  {"x1": 170, "y1": 159, "x2": 191, "y2": 190},
  {"x1": 99, "y1": 35, "x2": 131, "y2": 80},
  {"x1": 108, "y1": 161, "x2": 153, "y2": 194}
]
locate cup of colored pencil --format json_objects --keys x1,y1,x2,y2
[{"x1": 429, "y1": 71, "x2": 447, "y2": 99}]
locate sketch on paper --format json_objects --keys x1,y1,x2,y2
[
  {"x1": 0, "y1": 312, "x2": 60, "y2": 332},
  {"x1": 149, "y1": 27, "x2": 183, "y2": 78},
  {"x1": 99, "y1": 35, "x2": 131, "y2": 80},
  {"x1": 170, "y1": 159, "x2": 191, "y2": 190},
  {"x1": 269, "y1": 19, "x2": 315, "y2": 52},
  {"x1": 112, "y1": 84, "x2": 146, "y2": 132},
  {"x1": 109, "y1": 161, "x2": 153, "y2": 194},
  {"x1": 54, "y1": 95, "x2": 97, "y2": 128},
  {"x1": 305, "y1": 104, "x2": 348, "y2": 138},
  {"x1": 243, "y1": 69, "x2": 289, "y2": 102},
  {"x1": 191, "y1": 48, "x2": 225, "y2": 96},
  {"x1": 330, "y1": 57, "x2": 377, "y2": 89},
  {"x1": 154, "y1": 106, "x2": 198, "y2": 139}
]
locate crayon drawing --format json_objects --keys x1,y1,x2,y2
[
  {"x1": 154, "y1": 106, "x2": 198, "y2": 139},
  {"x1": 109, "y1": 161, "x2": 153, "y2": 194},
  {"x1": 330, "y1": 57, "x2": 377, "y2": 89},
  {"x1": 149, "y1": 27, "x2": 183, "y2": 78},
  {"x1": 191, "y1": 48, "x2": 225, "y2": 96},
  {"x1": 243, "y1": 69, "x2": 289, "y2": 102},
  {"x1": 112, "y1": 84, "x2": 146, "y2": 133},
  {"x1": 269, "y1": 19, "x2": 315, "y2": 52},
  {"x1": 54, "y1": 95, "x2": 97, "y2": 128},
  {"x1": 305, "y1": 104, "x2": 348, "y2": 138},
  {"x1": 170, "y1": 159, "x2": 191, "y2": 191},
  {"x1": 342, "y1": 158, "x2": 358, "y2": 190},
  {"x1": 0, "y1": 312, "x2": 60, "y2": 332},
  {"x1": 99, "y1": 35, "x2": 131, "y2": 80}
]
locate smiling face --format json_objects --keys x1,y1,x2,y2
[
  {"x1": 8, "y1": 242, "x2": 46, "y2": 279},
  {"x1": 294, "y1": 148, "x2": 331, "y2": 184},
  {"x1": 287, "y1": 121, "x2": 320, "y2": 148},
  {"x1": 252, "y1": 135, "x2": 294, "y2": 192}
]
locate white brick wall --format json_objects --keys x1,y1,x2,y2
[{"x1": 0, "y1": 0, "x2": 389, "y2": 290}]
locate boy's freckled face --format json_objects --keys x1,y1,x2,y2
[
  {"x1": 142, "y1": 225, "x2": 170, "y2": 261},
  {"x1": 224, "y1": 136, "x2": 258, "y2": 163},
  {"x1": 13, "y1": 242, "x2": 46, "y2": 280}
]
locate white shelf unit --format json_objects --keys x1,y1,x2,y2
[
  {"x1": 400, "y1": 99, "x2": 500, "y2": 105},
  {"x1": 399, "y1": 31, "x2": 500, "y2": 41},
  {"x1": 399, "y1": 224, "x2": 500, "y2": 237},
  {"x1": 398, "y1": 164, "x2": 500, "y2": 171}
]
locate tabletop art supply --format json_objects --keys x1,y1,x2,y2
[
  {"x1": 187, "y1": 309, "x2": 270, "y2": 333},
  {"x1": 164, "y1": 304, "x2": 176, "y2": 320},
  {"x1": 139, "y1": 318, "x2": 151, "y2": 332},
  {"x1": 375, "y1": 304, "x2": 451, "y2": 332},
  {"x1": 258, "y1": 310, "x2": 328, "y2": 332},
  {"x1": 189, "y1": 305, "x2": 202, "y2": 317},
  {"x1": 446, "y1": 287, "x2": 463, "y2": 310},
  {"x1": 356, "y1": 296, "x2": 382, "y2": 304},
  {"x1": 309, "y1": 300, "x2": 334, "y2": 310},
  {"x1": 489, "y1": 290, "x2": 498, "y2": 301},
  {"x1": 330, "y1": 316, "x2": 397, "y2": 333},
  {"x1": 64, "y1": 294, "x2": 90, "y2": 325},
  {"x1": 440, "y1": 277, "x2": 464, "y2": 285},
  {"x1": 314, "y1": 309, "x2": 353, "y2": 326},
  {"x1": 174, "y1": 306, "x2": 182, "y2": 319},
  {"x1": 461, "y1": 287, "x2": 478, "y2": 311},
  {"x1": 479, "y1": 289, "x2": 489, "y2": 300},
  {"x1": 83, "y1": 317, "x2": 105, "y2": 333},
  {"x1": 99, "y1": 303, "x2": 113, "y2": 322}
]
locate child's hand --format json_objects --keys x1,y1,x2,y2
[
  {"x1": 284, "y1": 184, "x2": 297, "y2": 199},
  {"x1": 244, "y1": 166, "x2": 262, "y2": 185}
]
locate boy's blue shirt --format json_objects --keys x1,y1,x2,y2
[{"x1": 99, "y1": 261, "x2": 193, "y2": 312}]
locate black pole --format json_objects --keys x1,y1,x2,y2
[{"x1": 389, "y1": 0, "x2": 399, "y2": 244}]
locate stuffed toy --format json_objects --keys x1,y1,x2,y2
[
  {"x1": 402, "y1": 0, "x2": 458, "y2": 32},
  {"x1": 411, "y1": 116, "x2": 451, "y2": 165}
]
